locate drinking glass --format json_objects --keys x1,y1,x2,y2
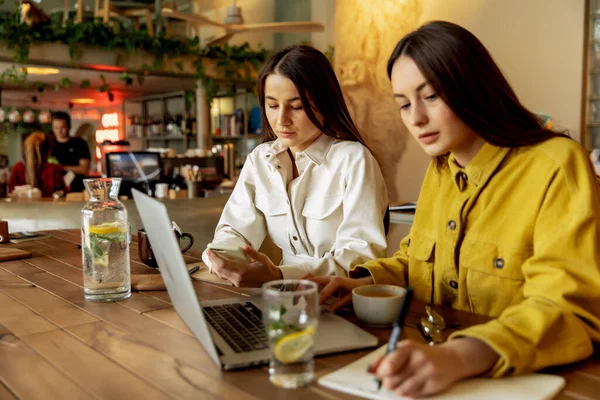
[
  {"x1": 81, "y1": 178, "x2": 131, "y2": 302},
  {"x1": 262, "y1": 280, "x2": 319, "y2": 389}
]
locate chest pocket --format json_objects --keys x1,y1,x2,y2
[
  {"x1": 301, "y1": 195, "x2": 343, "y2": 249},
  {"x1": 302, "y1": 195, "x2": 343, "y2": 220},
  {"x1": 407, "y1": 232, "x2": 435, "y2": 303},
  {"x1": 462, "y1": 240, "x2": 527, "y2": 317},
  {"x1": 255, "y1": 193, "x2": 287, "y2": 217}
]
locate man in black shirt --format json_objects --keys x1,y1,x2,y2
[{"x1": 51, "y1": 112, "x2": 91, "y2": 192}]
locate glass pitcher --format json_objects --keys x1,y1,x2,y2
[{"x1": 81, "y1": 178, "x2": 131, "y2": 302}]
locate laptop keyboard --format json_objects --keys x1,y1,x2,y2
[{"x1": 202, "y1": 302, "x2": 269, "y2": 353}]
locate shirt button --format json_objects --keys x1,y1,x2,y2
[
  {"x1": 449, "y1": 280, "x2": 458, "y2": 289},
  {"x1": 276, "y1": 165, "x2": 281, "y2": 169},
  {"x1": 494, "y1": 258, "x2": 505, "y2": 269},
  {"x1": 447, "y1": 220, "x2": 457, "y2": 231},
  {"x1": 292, "y1": 236, "x2": 298, "y2": 241}
]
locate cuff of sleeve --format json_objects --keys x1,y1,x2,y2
[
  {"x1": 448, "y1": 320, "x2": 528, "y2": 378},
  {"x1": 201, "y1": 250, "x2": 213, "y2": 271},
  {"x1": 279, "y1": 264, "x2": 310, "y2": 279},
  {"x1": 350, "y1": 262, "x2": 406, "y2": 286}
]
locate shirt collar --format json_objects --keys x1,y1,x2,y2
[
  {"x1": 447, "y1": 142, "x2": 510, "y2": 191},
  {"x1": 266, "y1": 134, "x2": 335, "y2": 166}
]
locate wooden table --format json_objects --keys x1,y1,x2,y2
[{"x1": 0, "y1": 231, "x2": 597, "y2": 399}]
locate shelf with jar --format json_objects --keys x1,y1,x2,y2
[
  {"x1": 209, "y1": 82, "x2": 261, "y2": 178},
  {"x1": 123, "y1": 91, "x2": 198, "y2": 154}
]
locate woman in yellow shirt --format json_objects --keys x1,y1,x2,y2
[{"x1": 311, "y1": 21, "x2": 600, "y2": 397}]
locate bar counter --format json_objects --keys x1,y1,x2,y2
[
  {"x1": 1, "y1": 196, "x2": 414, "y2": 256},
  {"x1": 1, "y1": 196, "x2": 229, "y2": 251}
]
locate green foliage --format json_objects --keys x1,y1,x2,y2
[
  {"x1": 118, "y1": 72, "x2": 133, "y2": 86},
  {"x1": 324, "y1": 45, "x2": 335, "y2": 63},
  {"x1": 0, "y1": 65, "x2": 27, "y2": 85},
  {"x1": 0, "y1": 8, "x2": 270, "y2": 105},
  {"x1": 0, "y1": 106, "x2": 52, "y2": 136},
  {"x1": 60, "y1": 77, "x2": 71, "y2": 88},
  {"x1": 97, "y1": 74, "x2": 113, "y2": 100},
  {"x1": 97, "y1": 74, "x2": 110, "y2": 92},
  {"x1": 135, "y1": 71, "x2": 145, "y2": 86}
]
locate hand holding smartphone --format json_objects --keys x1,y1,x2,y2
[{"x1": 207, "y1": 243, "x2": 251, "y2": 263}]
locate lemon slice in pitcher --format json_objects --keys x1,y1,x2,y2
[
  {"x1": 89, "y1": 222, "x2": 126, "y2": 235},
  {"x1": 274, "y1": 326, "x2": 316, "y2": 364}
]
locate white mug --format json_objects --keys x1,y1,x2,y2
[
  {"x1": 155, "y1": 183, "x2": 168, "y2": 199},
  {"x1": 352, "y1": 284, "x2": 407, "y2": 326}
]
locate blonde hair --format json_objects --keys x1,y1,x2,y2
[{"x1": 23, "y1": 132, "x2": 49, "y2": 188}]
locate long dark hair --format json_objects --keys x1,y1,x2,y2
[
  {"x1": 387, "y1": 21, "x2": 566, "y2": 149},
  {"x1": 257, "y1": 45, "x2": 366, "y2": 147}
]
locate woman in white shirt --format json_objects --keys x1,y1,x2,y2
[{"x1": 203, "y1": 45, "x2": 388, "y2": 287}]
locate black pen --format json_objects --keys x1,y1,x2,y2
[{"x1": 376, "y1": 286, "x2": 414, "y2": 391}]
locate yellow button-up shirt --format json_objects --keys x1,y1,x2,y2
[{"x1": 357, "y1": 137, "x2": 600, "y2": 377}]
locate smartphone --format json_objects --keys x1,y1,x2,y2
[{"x1": 207, "y1": 243, "x2": 251, "y2": 263}]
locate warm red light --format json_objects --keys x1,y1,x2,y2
[
  {"x1": 84, "y1": 110, "x2": 101, "y2": 121},
  {"x1": 95, "y1": 112, "x2": 121, "y2": 143},
  {"x1": 71, "y1": 98, "x2": 95, "y2": 104},
  {"x1": 86, "y1": 64, "x2": 126, "y2": 72},
  {"x1": 95, "y1": 129, "x2": 119, "y2": 143},
  {"x1": 101, "y1": 112, "x2": 119, "y2": 128}
]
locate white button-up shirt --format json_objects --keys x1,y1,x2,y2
[{"x1": 203, "y1": 134, "x2": 388, "y2": 278}]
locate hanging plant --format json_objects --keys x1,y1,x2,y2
[
  {"x1": 0, "y1": 5, "x2": 270, "y2": 105},
  {"x1": 60, "y1": 77, "x2": 72, "y2": 88},
  {"x1": 118, "y1": 72, "x2": 133, "y2": 86}
]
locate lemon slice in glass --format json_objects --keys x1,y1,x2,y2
[
  {"x1": 273, "y1": 326, "x2": 316, "y2": 364},
  {"x1": 89, "y1": 222, "x2": 126, "y2": 235}
]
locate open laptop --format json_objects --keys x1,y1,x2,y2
[{"x1": 132, "y1": 189, "x2": 378, "y2": 370}]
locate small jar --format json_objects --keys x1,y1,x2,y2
[{"x1": 81, "y1": 178, "x2": 131, "y2": 302}]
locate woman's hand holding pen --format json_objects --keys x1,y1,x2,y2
[
  {"x1": 303, "y1": 275, "x2": 374, "y2": 312},
  {"x1": 207, "y1": 246, "x2": 282, "y2": 287},
  {"x1": 368, "y1": 338, "x2": 499, "y2": 398}
]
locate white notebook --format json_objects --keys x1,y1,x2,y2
[{"x1": 318, "y1": 345, "x2": 566, "y2": 400}]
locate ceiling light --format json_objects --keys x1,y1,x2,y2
[
  {"x1": 70, "y1": 98, "x2": 95, "y2": 104},
  {"x1": 22, "y1": 67, "x2": 60, "y2": 75}
]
